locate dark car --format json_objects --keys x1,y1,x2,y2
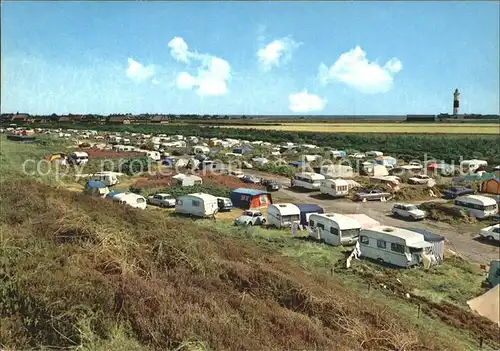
[
  {"x1": 261, "y1": 179, "x2": 281, "y2": 191},
  {"x1": 354, "y1": 189, "x2": 391, "y2": 202},
  {"x1": 443, "y1": 186, "x2": 474, "y2": 199}
]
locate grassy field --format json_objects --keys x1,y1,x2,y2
[
  {"x1": 1, "y1": 136, "x2": 499, "y2": 350},
  {"x1": 220, "y1": 122, "x2": 498, "y2": 134}
]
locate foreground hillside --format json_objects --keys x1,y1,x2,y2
[{"x1": 0, "y1": 178, "x2": 478, "y2": 351}]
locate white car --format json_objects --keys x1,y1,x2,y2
[
  {"x1": 392, "y1": 203, "x2": 426, "y2": 220},
  {"x1": 146, "y1": 193, "x2": 176, "y2": 207},
  {"x1": 408, "y1": 174, "x2": 433, "y2": 185},
  {"x1": 479, "y1": 224, "x2": 500, "y2": 241},
  {"x1": 234, "y1": 210, "x2": 266, "y2": 226}
]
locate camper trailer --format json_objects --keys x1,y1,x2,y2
[
  {"x1": 267, "y1": 203, "x2": 301, "y2": 228},
  {"x1": 109, "y1": 192, "x2": 147, "y2": 210},
  {"x1": 175, "y1": 193, "x2": 219, "y2": 218},
  {"x1": 68, "y1": 151, "x2": 89, "y2": 165},
  {"x1": 358, "y1": 226, "x2": 434, "y2": 268},
  {"x1": 454, "y1": 195, "x2": 498, "y2": 219},
  {"x1": 90, "y1": 172, "x2": 120, "y2": 186},
  {"x1": 145, "y1": 151, "x2": 161, "y2": 161},
  {"x1": 319, "y1": 179, "x2": 349, "y2": 198},
  {"x1": 292, "y1": 172, "x2": 325, "y2": 190},
  {"x1": 460, "y1": 159, "x2": 488, "y2": 174},
  {"x1": 193, "y1": 146, "x2": 210, "y2": 155},
  {"x1": 319, "y1": 164, "x2": 354, "y2": 179},
  {"x1": 308, "y1": 213, "x2": 361, "y2": 246}
]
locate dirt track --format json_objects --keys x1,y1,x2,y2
[{"x1": 246, "y1": 170, "x2": 500, "y2": 265}]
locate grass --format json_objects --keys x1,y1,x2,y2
[{"x1": 220, "y1": 122, "x2": 498, "y2": 134}]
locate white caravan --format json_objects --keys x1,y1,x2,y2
[
  {"x1": 267, "y1": 203, "x2": 301, "y2": 228},
  {"x1": 454, "y1": 195, "x2": 498, "y2": 219},
  {"x1": 365, "y1": 151, "x2": 383, "y2": 158},
  {"x1": 308, "y1": 213, "x2": 361, "y2": 246},
  {"x1": 175, "y1": 193, "x2": 219, "y2": 218},
  {"x1": 292, "y1": 172, "x2": 325, "y2": 190},
  {"x1": 145, "y1": 151, "x2": 161, "y2": 161},
  {"x1": 68, "y1": 151, "x2": 89, "y2": 165},
  {"x1": 358, "y1": 226, "x2": 434, "y2": 268},
  {"x1": 90, "y1": 172, "x2": 120, "y2": 186},
  {"x1": 111, "y1": 192, "x2": 147, "y2": 210},
  {"x1": 460, "y1": 159, "x2": 488, "y2": 174},
  {"x1": 319, "y1": 179, "x2": 349, "y2": 198},
  {"x1": 319, "y1": 164, "x2": 354, "y2": 179}
]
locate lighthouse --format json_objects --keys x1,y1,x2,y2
[{"x1": 453, "y1": 89, "x2": 460, "y2": 116}]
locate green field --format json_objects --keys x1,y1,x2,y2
[{"x1": 220, "y1": 122, "x2": 498, "y2": 134}]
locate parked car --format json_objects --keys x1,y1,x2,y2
[
  {"x1": 392, "y1": 203, "x2": 426, "y2": 220},
  {"x1": 146, "y1": 193, "x2": 176, "y2": 207},
  {"x1": 217, "y1": 197, "x2": 233, "y2": 212},
  {"x1": 408, "y1": 174, "x2": 432, "y2": 185},
  {"x1": 261, "y1": 179, "x2": 281, "y2": 191},
  {"x1": 242, "y1": 175, "x2": 261, "y2": 184},
  {"x1": 229, "y1": 170, "x2": 245, "y2": 178},
  {"x1": 443, "y1": 186, "x2": 474, "y2": 199},
  {"x1": 354, "y1": 189, "x2": 391, "y2": 202},
  {"x1": 479, "y1": 224, "x2": 500, "y2": 241},
  {"x1": 234, "y1": 210, "x2": 266, "y2": 226}
]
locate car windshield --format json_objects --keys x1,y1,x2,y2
[
  {"x1": 243, "y1": 211, "x2": 253, "y2": 216},
  {"x1": 406, "y1": 205, "x2": 418, "y2": 211}
]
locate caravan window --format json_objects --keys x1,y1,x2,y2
[
  {"x1": 309, "y1": 219, "x2": 315, "y2": 227},
  {"x1": 360, "y1": 236, "x2": 369, "y2": 244},
  {"x1": 192, "y1": 200, "x2": 200, "y2": 207},
  {"x1": 343, "y1": 228, "x2": 359, "y2": 238},
  {"x1": 391, "y1": 243, "x2": 405, "y2": 253},
  {"x1": 137, "y1": 198, "x2": 145, "y2": 204},
  {"x1": 194, "y1": 180, "x2": 202, "y2": 185},
  {"x1": 317, "y1": 223, "x2": 325, "y2": 230},
  {"x1": 177, "y1": 199, "x2": 183, "y2": 205},
  {"x1": 330, "y1": 227, "x2": 339, "y2": 235},
  {"x1": 377, "y1": 240, "x2": 387, "y2": 249},
  {"x1": 283, "y1": 215, "x2": 300, "y2": 222}
]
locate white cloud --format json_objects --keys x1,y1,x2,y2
[
  {"x1": 126, "y1": 58, "x2": 155, "y2": 83},
  {"x1": 318, "y1": 46, "x2": 403, "y2": 94},
  {"x1": 168, "y1": 37, "x2": 190, "y2": 64},
  {"x1": 288, "y1": 90, "x2": 327, "y2": 113},
  {"x1": 152, "y1": 79, "x2": 160, "y2": 85},
  {"x1": 169, "y1": 36, "x2": 231, "y2": 96},
  {"x1": 257, "y1": 36, "x2": 301, "y2": 71}
]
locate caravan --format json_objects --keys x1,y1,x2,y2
[
  {"x1": 175, "y1": 193, "x2": 219, "y2": 217},
  {"x1": 292, "y1": 172, "x2": 325, "y2": 190},
  {"x1": 454, "y1": 195, "x2": 498, "y2": 219},
  {"x1": 90, "y1": 172, "x2": 120, "y2": 186},
  {"x1": 460, "y1": 159, "x2": 488, "y2": 174},
  {"x1": 319, "y1": 179, "x2": 349, "y2": 198},
  {"x1": 308, "y1": 213, "x2": 361, "y2": 246},
  {"x1": 358, "y1": 226, "x2": 434, "y2": 268},
  {"x1": 267, "y1": 203, "x2": 301, "y2": 228},
  {"x1": 109, "y1": 192, "x2": 147, "y2": 210},
  {"x1": 68, "y1": 151, "x2": 89, "y2": 165}
]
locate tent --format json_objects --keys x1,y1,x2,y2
[
  {"x1": 480, "y1": 178, "x2": 500, "y2": 195},
  {"x1": 230, "y1": 188, "x2": 272, "y2": 209},
  {"x1": 292, "y1": 203, "x2": 324, "y2": 226},
  {"x1": 84, "y1": 180, "x2": 110, "y2": 197},
  {"x1": 467, "y1": 284, "x2": 500, "y2": 326},
  {"x1": 407, "y1": 227, "x2": 445, "y2": 263}
]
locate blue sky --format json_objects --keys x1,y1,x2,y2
[{"x1": 1, "y1": 1, "x2": 499, "y2": 115}]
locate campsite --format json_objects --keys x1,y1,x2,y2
[{"x1": 1, "y1": 124, "x2": 499, "y2": 350}]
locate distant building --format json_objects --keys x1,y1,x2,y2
[
  {"x1": 107, "y1": 116, "x2": 131, "y2": 124},
  {"x1": 405, "y1": 115, "x2": 437, "y2": 122},
  {"x1": 150, "y1": 115, "x2": 170, "y2": 124},
  {"x1": 10, "y1": 114, "x2": 33, "y2": 123}
]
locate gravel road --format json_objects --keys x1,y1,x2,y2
[{"x1": 246, "y1": 169, "x2": 500, "y2": 264}]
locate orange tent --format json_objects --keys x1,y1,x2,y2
[{"x1": 481, "y1": 178, "x2": 500, "y2": 195}]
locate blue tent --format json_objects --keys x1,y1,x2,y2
[
  {"x1": 289, "y1": 161, "x2": 309, "y2": 168},
  {"x1": 86, "y1": 180, "x2": 107, "y2": 189},
  {"x1": 292, "y1": 203, "x2": 325, "y2": 226}
]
